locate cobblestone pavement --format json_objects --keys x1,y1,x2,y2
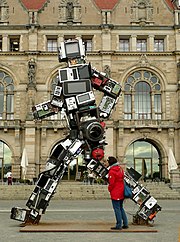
[{"x1": 0, "y1": 199, "x2": 180, "y2": 242}]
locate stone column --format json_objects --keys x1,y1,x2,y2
[
  {"x1": 174, "y1": 10, "x2": 180, "y2": 25},
  {"x1": 170, "y1": 170, "x2": 180, "y2": 190},
  {"x1": 2, "y1": 34, "x2": 8, "y2": 51},
  {"x1": 148, "y1": 35, "x2": 154, "y2": 52},
  {"x1": 24, "y1": 121, "x2": 36, "y2": 179},
  {"x1": 131, "y1": 35, "x2": 137, "y2": 51},
  {"x1": 102, "y1": 28, "x2": 111, "y2": 51},
  {"x1": 105, "y1": 121, "x2": 114, "y2": 158}
]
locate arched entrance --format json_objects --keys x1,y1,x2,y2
[
  {"x1": 0, "y1": 140, "x2": 12, "y2": 184},
  {"x1": 124, "y1": 139, "x2": 162, "y2": 181}
]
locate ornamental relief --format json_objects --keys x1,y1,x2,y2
[
  {"x1": 131, "y1": 0, "x2": 154, "y2": 25},
  {"x1": 58, "y1": 0, "x2": 81, "y2": 24},
  {"x1": 0, "y1": 0, "x2": 9, "y2": 22}
]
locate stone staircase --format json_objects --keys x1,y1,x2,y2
[
  {"x1": 0, "y1": 181, "x2": 179, "y2": 200},
  {"x1": 142, "y1": 181, "x2": 180, "y2": 200}
]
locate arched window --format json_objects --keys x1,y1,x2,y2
[
  {"x1": 0, "y1": 71, "x2": 14, "y2": 120},
  {"x1": 0, "y1": 140, "x2": 12, "y2": 183},
  {"x1": 124, "y1": 70, "x2": 162, "y2": 120},
  {"x1": 124, "y1": 140, "x2": 161, "y2": 181}
]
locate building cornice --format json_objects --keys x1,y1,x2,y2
[
  {"x1": 0, "y1": 51, "x2": 175, "y2": 58},
  {"x1": 0, "y1": 24, "x2": 175, "y2": 31}
]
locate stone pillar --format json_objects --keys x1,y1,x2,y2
[
  {"x1": 101, "y1": 28, "x2": 111, "y2": 51},
  {"x1": 131, "y1": 35, "x2": 137, "y2": 51},
  {"x1": 2, "y1": 34, "x2": 8, "y2": 51},
  {"x1": 174, "y1": 10, "x2": 180, "y2": 25},
  {"x1": 58, "y1": 34, "x2": 64, "y2": 46},
  {"x1": 105, "y1": 121, "x2": 114, "y2": 158},
  {"x1": 170, "y1": 170, "x2": 180, "y2": 190},
  {"x1": 28, "y1": 28, "x2": 38, "y2": 51},
  {"x1": 148, "y1": 35, "x2": 154, "y2": 52},
  {"x1": 24, "y1": 121, "x2": 36, "y2": 179}
]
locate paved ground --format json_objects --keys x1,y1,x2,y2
[{"x1": 0, "y1": 199, "x2": 180, "y2": 242}]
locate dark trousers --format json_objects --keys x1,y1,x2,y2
[{"x1": 111, "y1": 199, "x2": 128, "y2": 228}]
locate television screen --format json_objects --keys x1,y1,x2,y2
[
  {"x1": 60, "y1": 69, "x2": 68, "y2": 82},
  {"x1": 78, "y1": 64, "x2": 91, "y2": 79},
  {"x1": 65, "y1": 41, "x2": 80, "y2": 58},
  {"x1": 77, "y1": 93, "x2": 90, "y2": 103},
  {"x1": 68, "y1": 82, "x2": 86, "y2": 93},
  {"x1": 63, "y1": 80, "x2": 91, "y2": 96}
]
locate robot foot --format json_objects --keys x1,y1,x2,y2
[{"x1": 10, "y1": 207, "x2": 41, "y2": 225}]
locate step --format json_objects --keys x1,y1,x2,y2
[{"x1": 0, "y1": 182, "x2": 179, "y2": 200}]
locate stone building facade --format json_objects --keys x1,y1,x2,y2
[{"x1": 0, "y1": 0, "x2": 179, "y2": 187}]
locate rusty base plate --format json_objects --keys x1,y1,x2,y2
[{"x1": 19, "y1": 220, "x2": 158, "y2": 233}]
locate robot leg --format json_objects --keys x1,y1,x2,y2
[{"x1": 10, "y1": 138, "x2": 83, "y2": 224}]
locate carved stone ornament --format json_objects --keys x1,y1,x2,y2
[
  {"x1": 27, "y1": 59, "x2": 36, "y2": 87},
  {"x1": 0, "y1": 0, "x2": 9, "y2": 22},
  {"x1": 58, "y1": 0, "x2": 81, "y2": 24},
  {"x1": 104, "y1": 65, "x2": 111, "y2": 78},
  {"x1": 131, "y1": 0, "x2": 154, "y2": 25},
  {"x1": 138, "y1": 54, "x2": 150, "y2": 67}
]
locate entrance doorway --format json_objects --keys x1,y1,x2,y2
[{"x1": 125, "y1": 140, "x2": 161, "y2": 181}]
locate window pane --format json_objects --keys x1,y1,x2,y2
[
  {"x1": 137, "y1": 39, "x2": 147, "y2": 52},
  {"x1": 47, "y1": 39, "x2": 57, "y2": 52},
  {"x1": 124, "y1": 94, "x2": 132, "y2": 119},
  {"x1": 0, "y1": 93, "x2": 4, "y2": 114},
  {"x1": 135, "y1": 82, "x2": 151, "y2": 119},
  {"x1": 144, "y1": 71, "x2": 150, "y2": 79},
  {"x1": 0, "y1": 83, "x2": 4, "y2": 91},
  {"x1": 83, "y1": 39, "x2": 92, "y2": 52},
  {"x1": 7, "y1": 95, "x2": 14, "y2": 112},
  {"x1": 124, "y1": 94, "x2": 132, "y2": 112},
  {"x1": 154, "y1": 39, "x2": 164, "y2": 52},
  {"x1": 10, "y1": 38, "x2": 20, "y2": 51},
  {"x1": 124, "y1": 84, "x2": 131, "y2": 91},
  {"x1": 154, "y1": 94, "x2": 162, "y2": 119},
  {"x1": 119, "y1": 39, "x2": 129, "y2": 52},
  {"x1": 151, "y1": 76, "x2": 158, "y2": 84}
]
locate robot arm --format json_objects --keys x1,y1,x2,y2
[
  {"x1": 32, "y1": 84, "x2": 64, "y2": 120},
  {"x1": 91, "y1": 69, "x2": 121, "y2": 118}
]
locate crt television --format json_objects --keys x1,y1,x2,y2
[
  {"x1": 58, "y1": 39, "x2": 85, "y2": 61},
  {"x1": 63, "y1": 79, "x2": 92, "y2": 97}
]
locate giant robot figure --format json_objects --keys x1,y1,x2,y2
[{"x1": 10, "y1": 39, "x2": 161, "y2": 225}]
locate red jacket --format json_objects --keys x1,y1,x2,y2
[{"x1": 108, "y1": 165, "x2": 124, "y2": 200}]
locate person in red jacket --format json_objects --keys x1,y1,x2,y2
[{"x1": 107, "y1": 156, "x2": 128, "y2": 230}]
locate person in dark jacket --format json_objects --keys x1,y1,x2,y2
[{"x1": 107, "y1": 156, "x2": 128, "y2": 230}]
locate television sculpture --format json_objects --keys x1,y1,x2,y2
[{"x1": 10, "y1": 38, "x2": 161, "y2": 225}]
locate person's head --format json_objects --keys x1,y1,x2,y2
[{"x1": 107, "y1": 156, "x2": 118, "y2": 166}]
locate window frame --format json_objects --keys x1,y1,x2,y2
[
  {"x1": 154, "y1": 39, "x2": 164, "y2": 52},
  {"x1": 124, "y1": 70, "x2": 162, "y2": 120},
  {"x1": 0, "y1": 71, "x2": 14, "y2": 120},
  {"x1": 47, "y1": 37, "x2": 58, "y2": 52},
  {"x1": 9, "y1": 36, "x2": 20, "y2": 52},
  {"x1": 119, "y1": 39, "x2": 130, "y2": 52},
  {"x1": 136, "y1": 39, "x2": 147, "y2": 52}
]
